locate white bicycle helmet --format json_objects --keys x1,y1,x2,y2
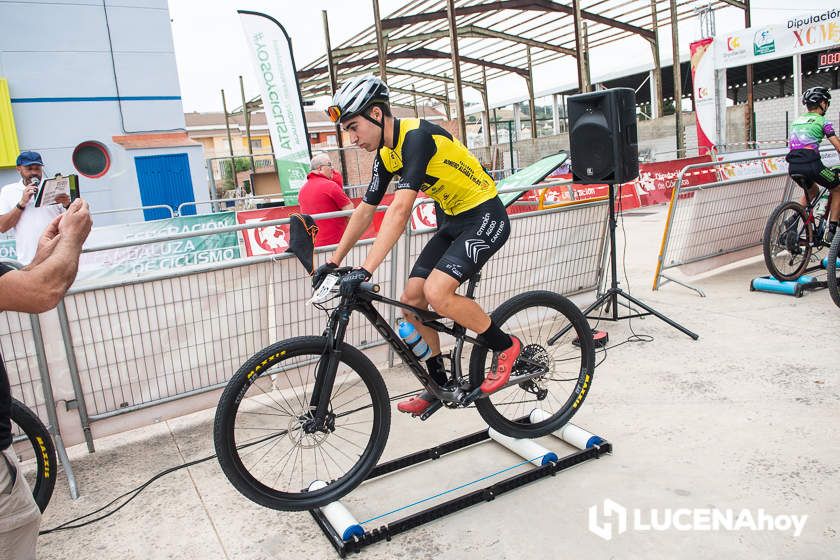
[{"x1": 326, "y1": 75, "x2": 390, "y2": 125}]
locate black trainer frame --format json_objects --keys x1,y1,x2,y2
[{"x1": 309, "y1": 421, "x2": 611, "y2": 557}]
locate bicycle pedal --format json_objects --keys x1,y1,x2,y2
[{"x1": 418, "y1": 400, "x2": 444, "y2": 420}]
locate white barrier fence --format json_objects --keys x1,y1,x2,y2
[
  {"x1": 651, "y1": 150, "x2": 838, "y2": 293},
  {"x1": 1, "y1": 186, "x2": 608, "y2": 498}
]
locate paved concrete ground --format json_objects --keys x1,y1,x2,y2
[{"x1": 35, "y1": 203, "x2": 838, "y2": 559}]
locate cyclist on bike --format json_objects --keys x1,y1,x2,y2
[
  {"x1": 312, "y1": 75, "x2": 520, "y2": 416},
  {"x1": 786, "y1": 86, "x2": 840, "y2": 243}
]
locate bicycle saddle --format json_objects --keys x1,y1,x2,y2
[{"x1": 790, "y1": 174, "x2": 810, "y2": 190}]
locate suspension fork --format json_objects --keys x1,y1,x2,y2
[{"x1": 308, "y1": 302, "x2": 351, "y2": 429}]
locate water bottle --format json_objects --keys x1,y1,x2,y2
[
  {"x1": 398, "y1": 321, "x2": 430, "y2": 360},
  {"x1": 815, "y1": 192, "x2": 829, "y2": 219}
]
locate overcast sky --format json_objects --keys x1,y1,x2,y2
[{"x1": 168, "y1": 0, "x2": 836, "y2": 113}]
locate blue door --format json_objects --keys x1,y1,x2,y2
[{"x1": 134, "y1": 153, "x2": 196, "y2": 221}]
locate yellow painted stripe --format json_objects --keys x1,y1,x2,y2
[
  {"x1": 653, "y1": 179, "x2": 681, "y2": 290},
  {"x1": 0, "y1": 79, "x2": 20, "y2": 168}
]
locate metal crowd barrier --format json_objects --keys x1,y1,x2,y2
[
  {"x1": 3, "y1": 184, "x2": 609, "y2": 496},
  {"x1": 91, "y1": 204, "x2": 175, "y2": 221},
  {"x1": 0, "y1": 260, "x2": 79, "y2": 499},
  {"x1": 59, "y1": 213, "x2": 398, "y2": 453},
  {"x1": 652, "y1": 152, "x2": 803, "y2": 294},
  {"x1": 178, "y1": 194, "x2": 282, "y2": 215}
]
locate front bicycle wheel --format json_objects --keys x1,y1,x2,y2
[
  {"x1": 213, "y1": 336, "x2": 390, "y2": 511},
  {"x1": 469, "y1": 290, "x2": 595, "y2": 439},
  {"x1": 763, "y1": 201, "x2": 813, "y2": 281},
  {"x1": 827, "y1": 233, "x2": 840, "y2": 308},
  {"x1": 9, "y1": 398, "x2": 57, "y2": 512}
]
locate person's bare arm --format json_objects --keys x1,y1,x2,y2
[
  {"x1": 361, "y1": 189, "x2": 417, "y2": 274},
  {"x1": 341, "y1": 201, "x2": 355, "y2": 211},
  {"x1": 829, "y1": 135, "x2": 840, "y2": 153},
  {"x1": 0, "y1": 207, "x2": 23, "y2": 233},
  {"x1": 329, "y1": 202, "x2": 376, "y2": 265},
  {"x1": 0, "y1": 200, "x2": 92, "y2": 314},
  {"x1": 0, "y1": 181, "x2": 39, "y2": 232}
]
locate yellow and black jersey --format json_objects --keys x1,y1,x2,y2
[{"x1": 362, "y1": 118, "x2": 497, "y2": 216}]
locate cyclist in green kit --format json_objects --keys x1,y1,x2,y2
[{"x1": 786, "y1": 86, "x2": 840, "y2": 243}]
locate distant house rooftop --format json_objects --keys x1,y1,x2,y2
[{"x1": 185, "y1": 106, "x2": 446, "y2": 138}]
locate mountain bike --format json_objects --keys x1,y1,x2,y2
[
  {"x1": 9, "y1": 397, "x2": 57, "y2": 512},
  {"x1": 763, "y1": 173, "x2": 835, "y2": 281},
  {"x1": 213, "y1": 268, "x2": 595, "y2": 512},
  {"x1": 827, "y1": 233, "x2": 840, "y2": 308}
]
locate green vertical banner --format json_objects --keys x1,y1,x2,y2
[{"x1": 239, "y1": 10, "x2": 312, "y2": 206}]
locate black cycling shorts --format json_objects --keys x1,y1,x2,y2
[
  {"x1": 409, "y1": 196, "x2": 510, "y2": 283},
  {"x1": 787, "y1": 150, "x2": 840, "y2": 189}
]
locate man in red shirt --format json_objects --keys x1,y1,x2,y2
[{"x1": 298, "y1": 154, "x2": 354, "y2": 246}]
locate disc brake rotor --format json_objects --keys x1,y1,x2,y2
[{"x1": 516, "y1": 344, "x2": 550, "y2": 399}]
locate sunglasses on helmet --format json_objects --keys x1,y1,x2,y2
[{"x1": 326, "y1": 105, "x2": 342, "y2": 123}]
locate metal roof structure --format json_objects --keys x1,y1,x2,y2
[
  {"x1": 298, "y1": 0, "x2": 743, "y2": 110},
  {"x1": 238, "y1": 0, "x2": 752, "y2": 155}
]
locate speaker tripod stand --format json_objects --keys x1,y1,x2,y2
[{"x1": 558, "y1": 184, "x2": 699, "y2": 343}]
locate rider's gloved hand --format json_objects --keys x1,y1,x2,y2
[
  {"x1": 312, "y1": 261, "x2": 338, "y2": 288},
  {"x1": 339, "y1": 267, "x2": 372, "y2": 296}
]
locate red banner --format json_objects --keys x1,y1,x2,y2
[
  {"x1": 237, "y1": 195, "x2": 394, "y2": 257},
  {"x1": 634, "y1": 155, "x2": 717, "y2": 206},
  {"x1": 690, "y1": 38, "x2": 716, "y2": 156}
]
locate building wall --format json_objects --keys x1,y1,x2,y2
[
  {"x1": 0, "y1": 0, "x2": 207, "y2": 224},
  {"x1": 752, "y1": 87, "x2": 840, "y2": 146}
]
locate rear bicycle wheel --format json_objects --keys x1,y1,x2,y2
[
  {"x1": 213, "y1": 336, "x2": 390, "y2": 511},
  {"x1": 763, "y1": 201, "x2": 813, "y2": 281},
  {"x1": 9, "y1": 398, "x2": 57, "y2": 512},
  {"x1": 827, "y1": 232, "x2": 840, "y2": 308},
  {"x1": 469, "y1": 290, "x2": 595, "y2": 439}
]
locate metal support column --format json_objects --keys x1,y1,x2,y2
[
  {"x1": 239, "y1": 75, "x2": 255, "y2": 193},
  {"x1": 513, "y1": 103, "x2": 521, "y2": 142},
  {"x1": 221, "y1": 88, "x2": 239, "y2": 196},
  {"x1": 793, "y1": 54, "x2": 802, "y2": 121},
  {"x1": 526, "y1": 46, "x2": 537, "y2": 139},
  {"x1": 649, "y1": 0, "x2": 664, "y2": 119},
  {"x1": 412, "y1": 85, "x2": 419, "y2": 118},
  {"x1": 372, "y1": 0, "x2": 388, "y2": 82},
  {"x1": 669, "y1": 0, "x2": 685, "y2": 156},
  {"x1": 744, "y1": 0, "x2": 755, "y2": 144},
  {"x1": 573, "y1": 0, "x2": 591, "y2": 92},
  {"x1": 481, "y1": 66, "x2": 491, "y2": 148},
  {"x1": 29, "y1": 310, "x2": 79, "y2": 499},
  {"x1": 443, "y1": 79, "x2": 452, "y2": 121},
  {"x1": 221, "y1": 89, "x2": 234, "y2": 157},
  {"x1": 552, "y1": 93, "x2": 560, "y2": 134},
  {"x1": 322, "y1": 10, "x2": 348, "y2": 180},
  {"x1": 446, "y1": 0, "x2": 468, "y2": 142}
]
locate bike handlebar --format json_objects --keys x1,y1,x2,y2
[{"x1": 360, "y1": 282, "x2": 380, "y2": 294}]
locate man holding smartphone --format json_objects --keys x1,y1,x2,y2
[{"x1": 0, "y1": 152, "x2": 71, "y2": 265}]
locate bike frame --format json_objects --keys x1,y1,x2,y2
[
  {"x1": 307, "y1": 273, "x2": 485, "y2": 426},
  {"x1": 793, "y1": 173, "x2": 832, "y2": 243}
]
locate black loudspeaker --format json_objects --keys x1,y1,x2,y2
[{"x1": 567, "y1": 88, "x2": 639, "y2": 184}]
